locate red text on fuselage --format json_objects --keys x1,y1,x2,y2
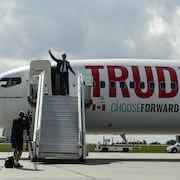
[{"x1": 85, "y1": 65, "x2": 178, "y2": 98}]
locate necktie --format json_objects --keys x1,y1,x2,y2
[{"x1": 61, "y1": 61, "x2": 65, "y2": 72}]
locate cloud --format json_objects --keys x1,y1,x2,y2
[
  {"x1": 1, "y1": 0, "x2": 180, "y2": 73},
  {"x1": 148, "y1": 13, "x2": 167, "y2": 36},
  {"x1": 0, "y1": 58, "x2": 29, "y2": 73}
]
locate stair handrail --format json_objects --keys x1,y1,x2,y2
[
  {"x1": 33, "y1": 71, "x2": 45, "y2": 141},
  {"x1": 77, "y1": 72, "x2": 86, "y2": 158},
  {"x1": 77, "y1": 72, "x2": 82, "y2": 138}
]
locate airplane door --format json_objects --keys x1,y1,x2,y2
[{"x1": 28, "y1": 60, "x2": 52, "y2": 105}]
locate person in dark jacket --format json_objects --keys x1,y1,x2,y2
[
  {"x1": 49, "y1": 50, "x2": 76, "y2": 95},
  {"x1": 11, "y1": 111, "x2": 30, "y2": 168}
]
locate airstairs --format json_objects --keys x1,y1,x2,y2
[{"x1": 28, "y1": 60, "x2": 89, "y2": 161}]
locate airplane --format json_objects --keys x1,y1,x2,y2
[{"x1": 0, "y1": 58, "x2": 180, "y2": 141}]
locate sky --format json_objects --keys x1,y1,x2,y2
[{"x1": 0, "y1": 0, "x2": 179, "y2": 143}]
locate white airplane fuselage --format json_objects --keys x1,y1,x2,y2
[{"x1": 1, "y1": 59, "x2": 180, "y2": 138}]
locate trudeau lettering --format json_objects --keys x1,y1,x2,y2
[
  {"x1": 85, "y1": 66, "x2": 104, "y2": 97},
  {"x1": 156, "y1": 67, "x2": 178, "y2": 98},
  {"x1": 132, "y1": 66, "x2": 154, "y2": 98},
  {"x1": 85, "y1": 65, "x2": 179, "y2": 98},
  {"x1": 107, "y1": 66, "x2": 130, "y2": 97}
]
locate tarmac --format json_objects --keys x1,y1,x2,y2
[{"x1": 1, "y1": 152, "x2": 180, "y2": 180}]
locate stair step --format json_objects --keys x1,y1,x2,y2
[{"x1": 39, "y1": 95, "x2": 80, "y2": 154}]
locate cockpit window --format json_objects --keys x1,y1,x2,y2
[{"x1": 0, "y1": 77, "x2": 21, "y2": 87}]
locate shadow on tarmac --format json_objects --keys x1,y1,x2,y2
[
  {"x1": 1, "y1": 156, "x2": 180, "y2": 167},
  {"x1": 14, "y1": 167, "x2": 43, "y2": 171},
  {"x1": 35, "y1": 158, "x2": 180, "y2": 166},
  {"x1": 86, "y1": 158, "x2": 180, "y2": 165}
]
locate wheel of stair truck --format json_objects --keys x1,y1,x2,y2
[
  {"x1": 102, "y1": 147, "x2": 109, "y2": 152},
  {"x1": 31, "y1": 157, "x2": 37, "y2": 162},
  {"x1": 29, "y1": 154, "x2": 37, "y2": 162},
  {"x1": 122, "y1": 147, "x2": 129, "y2": 152},
  {"x1": 30, "y1": 156, "x2": 42, "y2": 162},
  {"x1": 79, "y1": 156, "x2": 86, "y2": 163}
]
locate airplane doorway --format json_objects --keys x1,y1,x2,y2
[
  {"x1": 51, "y1": 67, "x2": 60, "y2": 95},
  {"x1": 51, "y1": 67, "x2": 71, "y2": 96}
]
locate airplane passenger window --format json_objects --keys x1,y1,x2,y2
[
  {"x1": 139, "y1": 82, "x2": 145, "y2": 89},
  {"x1": 119, "y1": 81, "x2": 126, "y2": 88},
  {"x1": 171, "y1": 82, "x2": 176, "y2": 90},
  {"x1": 0, "y1": 77, "x2": 21, "y2": 87},
  {"x1": 110, "y1": 81, "x2": 115, "y2": 88},
  {"x1": 130, "y1": 81, "x2": 135, "y2": 88},
  {"x1": 149, "y1": 82, "x2": 155, "y2": 89},
  {"x1": 160, "y1": 82, "x2": 166, "y2": 89},
  {"x1": 100, "y1": 81, "x2": 105, "y2": 88}
]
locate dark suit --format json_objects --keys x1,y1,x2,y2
[{"x1": 49, "y1": 51, "x2": 75, "y2": 95}]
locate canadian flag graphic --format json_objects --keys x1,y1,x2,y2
[{"x1": 92, "y1": 104, "x2": 106, "y2": 111}]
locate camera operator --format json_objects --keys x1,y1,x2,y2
[{"x1": 11, "y1": 111, "x2": 31, "y2": 168}]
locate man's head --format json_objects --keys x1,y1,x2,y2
[
  {"x1": 19, "y1": 111, "x2": 24, "y2": 119},
  {"x1": 62, "y1": 53, "x2": 67, "y2": 60}
]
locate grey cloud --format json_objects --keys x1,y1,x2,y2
[{"x1": 1, "y1": 0, "x2": 180, "y2": 73}]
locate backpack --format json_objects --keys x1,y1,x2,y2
[{"x1": 4, "y1": 156, "x2": 14, "y2": 168}]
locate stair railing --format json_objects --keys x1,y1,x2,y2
[
  {"x1": 33, "y1": 71, "x2": 45, "y2": 142},
  {"x1": 77, "y1": 72, "x2": 86, "y2": 159}
]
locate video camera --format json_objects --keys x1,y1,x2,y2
[
  {"x1": 23, "y1": 110, "x2": 32, "y2": 130},
  {"x1": 23, "y1": 110, "x2": 33, "y2": 150}
]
